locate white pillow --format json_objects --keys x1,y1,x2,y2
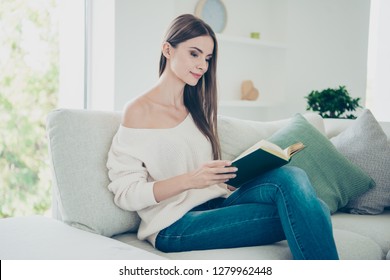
[{"x1": 218, "y1": 113, "x2": 325, "y2": 160}]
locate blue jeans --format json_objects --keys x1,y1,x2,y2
[{"x1": 155, "y1": 166, "x2": 339, "y2": 260}]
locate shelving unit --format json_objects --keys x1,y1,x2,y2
[
  {"x1": 216, "y1": 32, "x2": 287, "y2": 112},
  {"x1": 216, "y1": 34, "x2": 286, "y2": 49},
  {"x1": 218, "y1": 100, "x2": 279, "y2": 121},
  {"x1": 194, "y1": 0, "x2": 289, "y2": 120},
  {"x1": 218, "y1": 100, "x2": 274, "y2": 108}
]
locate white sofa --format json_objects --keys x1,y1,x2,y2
[{"x1": 0, "y1": 108, "x2": 389, "y2": 260}]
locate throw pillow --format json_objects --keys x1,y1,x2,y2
[
  {"x1": 267, "y1": 114, "x2": 374, "y2": 213},
  {"x1": 218, "y1": 113, "x2": 325, "y2": 161},
  {"x1": 47, "y1": 109, "x2": 141, "y2": 237},
  {"x1": 331, "y1": 109, "x2": 390, "y2": 214}
]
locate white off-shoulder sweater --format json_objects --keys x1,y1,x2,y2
[{"x1": 106, "y1": 114, "x2": 230, "y2": 246}]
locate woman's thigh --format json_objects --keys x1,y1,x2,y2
[
  {"x1": 224, "y1": 166, "x2": 317, "y2": 207},
  {"x1": 155, "y1": 203, "x2": 286, "y2": 253}
]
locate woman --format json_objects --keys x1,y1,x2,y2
[{"x1": 107, "y1": 14, "x2": 339, "y2": 260}]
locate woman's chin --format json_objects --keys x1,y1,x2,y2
[{"x1": 187, "y1": 80, "x2": 200, "y2": 87}]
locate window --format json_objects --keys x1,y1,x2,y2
[
  {"x1": 60, "y1": 0, "x2": 115, "y2": 111},
  {"x1": 366, "y1": 0, "x2": 390, "y2": 122},
  {"x1": 0, "y1": 0, "x2": 59, "y2": 217},
  {"x1": 0, "y1": 0, "x2": 116, "y2": 218}
]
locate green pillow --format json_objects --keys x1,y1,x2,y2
[{"x1": 267, "y1": 114, "x2": 374, "y2": 213}]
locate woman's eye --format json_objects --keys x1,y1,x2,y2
[{"x1": 190, "y1": 52, "x2": 198, "y2": 58}]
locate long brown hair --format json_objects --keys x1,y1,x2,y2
[{"x1": 159, "y1": 14, "x2": 221, "y2": 160}]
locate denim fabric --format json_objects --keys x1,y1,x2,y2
[{"x1": 155, "y1": 166, "x2": 339, "y2": 260}]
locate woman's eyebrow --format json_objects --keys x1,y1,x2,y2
[{"x1": 189, "y1": 47, "x2": 212, "y2": 57}]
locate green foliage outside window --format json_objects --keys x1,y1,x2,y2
[{"x1": 0, "y1": 0, "x2": 58, "y2": 217}]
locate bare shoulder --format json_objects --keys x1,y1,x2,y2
[{"x1": 121, "y1": 96, "x2": 151, "y2": 128}]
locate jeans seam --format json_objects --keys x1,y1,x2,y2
[
  {"x1": 157, "y1": 216, "x2": 280, "y2": 239},
  {"x1": 273, "y1": 183, "x2": 307, "y2": 260},
  {"x1": 226, "y1": 182, "x2": 306, "y2": 260}
]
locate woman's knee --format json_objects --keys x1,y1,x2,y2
[
  {"x1": 273, "y1": 166, "x2": 309, "y2": 184},
  {"x1": 239, "y1": 166, "x2": 315, "y2": 201},
  {"x1": 271, "y1": 166, "x2": 315, "y2": 196}
]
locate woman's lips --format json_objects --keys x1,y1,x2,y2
[{"x1": 191, "y1": 72, "x2": 202, "y2": 79}]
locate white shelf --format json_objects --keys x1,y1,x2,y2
[
  {"x1": 219, "y1": 100, "x2": 274, "y2": 107},
  {"x1": 217, "y1": 34, "x2": 286, "y2": 49}
]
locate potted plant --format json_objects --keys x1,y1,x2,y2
[{"x1": 305, "y1": 85, "x2": 362, "y2": 119}]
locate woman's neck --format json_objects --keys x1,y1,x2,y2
[{"x1": 152, "y1": 72, "x2": 186, "y2": 110}]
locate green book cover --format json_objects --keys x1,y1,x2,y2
[{"x1": 226, "y1": 140, "x2": 304, "y2": 188}]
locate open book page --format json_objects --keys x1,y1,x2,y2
[
  {"x1": 286, "y1": 142, "x2": 305, "y2": 157},
  {"x1": 233, "y1": 139, "x2": 289, "y2": 162},
  {"x1": 233, "y1": 140, "x2": 305, "y2": 162}
]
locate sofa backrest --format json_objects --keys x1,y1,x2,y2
[{"x1": 46, "y1": 108, "x2": 390, "y2": 236}]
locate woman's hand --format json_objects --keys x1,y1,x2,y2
[
  {"x1": 186, "y1": 160, "x2": 237, "y2": 189},
  {"x1": 153, "y1": 160, "x2": 237, "y2": 202},
  {"x1": 226, "y1": 185, "x2": 237, "y2": 191}
]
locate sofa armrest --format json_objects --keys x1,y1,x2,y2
[{"x1": 0, "y1": 216, "x2": 164, "y2": 260}]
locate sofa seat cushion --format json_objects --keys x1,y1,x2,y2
[
  {"x1": 332, "y1": 229, "x2": 383, "y2": 260},
  {"x1": 114, "y1": 232, "x2": 294, "y2": 259},
  {"x1": 0, "y1": 216, "x2": 164, "y2": 260},
  {"x1": 331, "y1": 210, "x2": 390, "y2": 256},
  {"x1": 0, "y1": 215, "x2": 383, "y2": 260},
  {"x1": 114, "y1": 228, "x2": 383, "y2": 260}
]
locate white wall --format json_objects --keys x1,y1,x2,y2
[
  {"x1": 112, "y1": 0, "x2": 290, "y2": 120},
  {"x1": 89, "y1": 0, "x2": 371, "y2": 121},
  {"x1": 114, "y1": 0, "x2": 175, "y2": 110},
  {"x1": 284, "y1": 0, "x2": 371, "y2": 118}
]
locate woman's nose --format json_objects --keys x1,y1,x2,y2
[{"x1": 198, "y1": 59, "x2": 207, "y2": 72}]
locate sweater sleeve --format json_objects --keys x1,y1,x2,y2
[{"x1": 106, "y1": 131, "x2": 158, "y2": 211}]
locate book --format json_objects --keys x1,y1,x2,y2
[{"x1": 226, "y1": 140, "x2": 305, "y2": 188}]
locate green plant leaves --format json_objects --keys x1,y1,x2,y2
[{"x1": 305, "y1": 85, "x2": 361, "y2": 119}]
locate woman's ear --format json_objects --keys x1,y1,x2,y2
[{"x1": 162, "y1": 42, "x2": 172, "y2": 59}]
